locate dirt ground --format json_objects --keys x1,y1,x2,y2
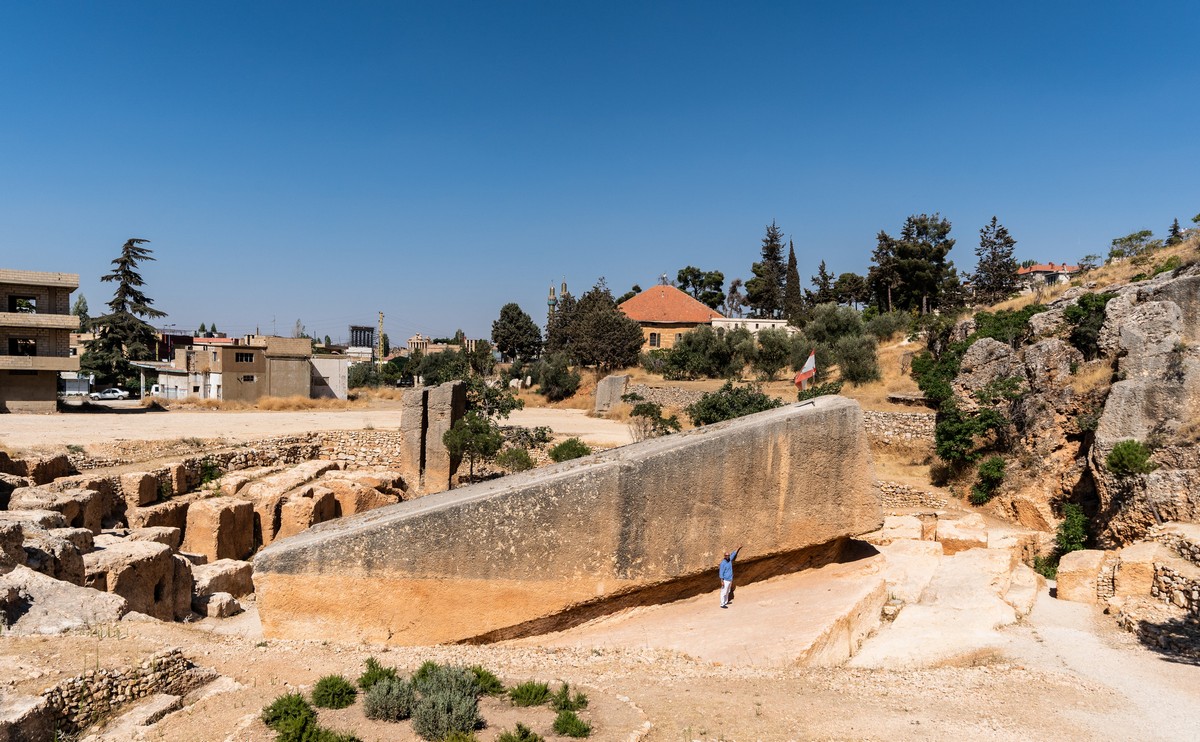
[{"x1": 9, "y1": 582, "x2": 1198, "y2": 742}]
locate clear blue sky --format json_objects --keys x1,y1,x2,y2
[{"x1": 2, "y1": 2, "x2": 1197, "y2": 343}]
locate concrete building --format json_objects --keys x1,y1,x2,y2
[
  {"x1": 618, "y1": 284, "x2": 724, "y2": 351},
  {"x1": 710, "y1": 317, "x2": 799, "y2": 336},
  {"x1": 155, "y1": 335, "x2": 314, "y2": 402},
  {"x1": 311, "y1": 355, "x2": 350, "y2": 400},
  {"x1": 0, "y1": 269, "x2": 80, "y2": 413},
  {"x1": 1018, "y1": 262, "x2": 1080, "y2": 292}
]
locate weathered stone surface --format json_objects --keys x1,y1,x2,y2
[
  {"x1": 181, "y1": 497, "x2": 254, "y2": 561},
  {"x1": 317, "y1": 477, "x2": 399, "y2": 517},
  {"x1": 23, "y1": 529, "x2": 85, "y2": 585},
  {"x1": 193, "y1": 591, "x2": 241, "y2": 618},
  {"x1": 0, "y1": 472, "x2": 28, "y2": 510},
  {"x1": 23, "y1": 454, "x2": 72, "y2": 485},
  {"x1": 238, "y1": 461, "x2": 339, "y2": 546},
  {"x1": 276, "y1": 487, "x2": 337, "y2": 540},
  {"x1": 1150, "y1": 274, "x2": 1200, "y2": 343},
  {"x1": 1056, "y1": 549, "x2": 1106, "y2": 604},
  {"x1": 0, "y1": 509, "x2": 68, "y2": 529},
  {"x1": 192, "y1": 559, "x2": 254, "y2": 598},
  {"x1": 127, "y1": 526, "x2": 182, "y2": 549},
  {"x1": 399, "y1": 387, "x2": 428, "y2": 485},
  {"x1": 952, "y1": 339, "x2": 1019, "y2": 413},
  {"x1": 217, "y1": 466, "x2": 281, "y2": 497},
  {"x1": 119, "y1": 472, "x2": 159, "y2": 508},
  {"x1": 48, "y1": 527, "x2": 94, "y2": 554},
  {"x1": 935, "y1": 515, "x2": 988, "y2": 555},
  {"x1": 865, "y1": 515, "x2": 923, "y2": 544},
  {"x1": 0, "y1": 565, "x2": 128, "y2": 634},
  {"x1": 255, "y1": 396, "x2": 881, "y2": 645},
  {"x1": 423, "y1": 380, "x2": 466, "y2": 492},
  {"x1": 165, "y1": 463, "x2": 189, "y2": 498},
  {"x1": 594, "y1": 374, "x2": 630, "y2": 414},
  {"x1": 126, "y1": 500, "x2": 189, "y2": 532},
  {"x1": 0, "y1": 522, "x2": 25, "y2": 568},
  {"x1": 83, "y1": 540, "x2": 192, "y2": 621},
  {"x1": 1116, "y1": 541, "x2": 1171, "y2": 598},
  {"x1": 9, "y1": 487, "x2": 106, "y2": 533}
]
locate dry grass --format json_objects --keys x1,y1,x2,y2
[
  {"x1": 149, "y1": 395, "x2": 360, "y2": 411},
  {"x1": 1068, "y1": 360, "x2": 1114, "y2": 395}
]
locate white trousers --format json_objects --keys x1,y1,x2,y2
[{"x1": 720, "y1": 579, "x2": 733, "y2": 606}]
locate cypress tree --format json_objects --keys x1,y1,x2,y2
[{"x1": 783, "y1": 241, "x2": 804, "y2": 325}]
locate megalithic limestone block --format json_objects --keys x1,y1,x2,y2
[
  {"x1": 254, "y1": 396, "x2": 881, "y2": 645},
  {"x1": 399, "y1": 387, "x2": 428, "y2": 483},
  {"x1": 422, "y1": 380, "x2": 466, "y2": 491}
]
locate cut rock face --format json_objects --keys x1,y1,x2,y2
[
  {"x1": 9, "y1": 487, "x2": 108, "y2": 533},
  {"x1": 83, "y1": 540, "x2": 193, "y2": 621},
  {"x1": 0, "y1": 565, "x2": 129, "y2": 634},
  {"x1": 181, "y1": 497, "x2": 254, "y2": 561},
  {"x1": 192, "y1": 559, "x2": 254, "y2": 599}
]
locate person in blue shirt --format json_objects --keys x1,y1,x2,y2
[{"x1": 718, "y1": 545, "x2": 742, "y2": 608}]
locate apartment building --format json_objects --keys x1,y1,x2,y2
[
  {"x1": 0, "y1": 269, "x2": 80, "y2": 413},
  {"x1": 156, "y1": 334, "x2": 314, "y2": 402}
]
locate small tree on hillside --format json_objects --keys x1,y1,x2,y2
[
  {"x1": 753, "y1": 327, "x2": 791, "y2": 380},
  {"x1": 808, "y1": 260, "x2": 836, "y2": 307},
  {"x1": 834, "y1": 272, "x2": 867, "y2": 309},
  {"x1": 443, "y1": 411, "x2": 504, "y2": 481},
  {"x1": 82, "y1": 238, "x2": 166, "y2": 388},
  {"x1": 492, "y1": 303, "x2": 543, "y2": 362},
  {"x1": 676, "y1": 266, "x2": 725, "y2": 310},
  {"x1": 973, "y1": 216, "x2": 1019, "y2": 305},
  {"x1": 1166, "y1": 219, "x2": 1184, "y2": 246}
]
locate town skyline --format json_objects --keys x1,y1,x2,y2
[{"x1": 3, "y1": 3, "x2": 1197, "y2": 340}]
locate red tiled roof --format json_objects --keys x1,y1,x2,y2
[
  {"x1": 618, "y1": 285, "x2": 725, "y2": 323},
  {"x1": 1017, "y1": 262, "x2": 1080, "y2": 275}
]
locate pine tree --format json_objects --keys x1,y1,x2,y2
[
  {"x1": 491, "y1": 303, "x2": 543, "y2": 362},
  {"x1": 783, "y1": 242, "x2": 804, "y2": 325},
  {"x1": 833, "y1": 273, "x2": 868, "y2": 309},
  {"x1": 867, "y1": 231, "x2": 900, "y2": 312},
  {"x1": 869, "y1": 215, "x2": 958, "y2": 314},
  {"x1": 198, "y1": 322, "x2": 207, "y2": 334},
  {"x1": 972, "y1": 216, "x2": 1019, "y2": 305},
  {"x1": 676, "y1": 267, "x2": 726, "y2": 310},
  {"x1": 745, "y1": 221, "x2": 786, "y2": 318},
  {"x1": 1167, "y1": 218, "x2": 1184, "y2": 246},
  {"x1": 810, "y1": 260, "x2": 836, "y2": 306},
  {"x1": 71, "y1": 295, "x2": 90, "y2": 330},
  {"x1": 81, "y1": 238, "x2": 166, "y2": 388},
  {"x1": 568, "y1": 280, "x2": 645, "y2": 371}
]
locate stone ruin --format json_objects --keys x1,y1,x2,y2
[{"x1": 0, "y1": 382, "x2": 466, "y2": 634}]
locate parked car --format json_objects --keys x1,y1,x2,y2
[{"x1": 89, "y1": 388, "x2": 130, "y2": 400}]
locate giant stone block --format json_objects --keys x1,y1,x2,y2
[{"x1": 255, "y1": 396, "x2": 881, "y2": 645}]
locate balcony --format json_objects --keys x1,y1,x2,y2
[
  {"x1": 0, "y1": 355, "x2": 80, "y2": 371},
  {"x1": 0, "y1": 311, "x2": 80, "y2": 330}
]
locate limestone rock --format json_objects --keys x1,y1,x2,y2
[
  {"x1": 23, "y1": 528, "x2": 85, "y2": 585},
  {"x1": 1115, "y1": 541, "x2": 1172, "y2": 598},
  {"x1": 48, "y1": 527, "x2": 94, "y2": 554},
  {"x1": 181, "y1": 497, "x2": 254, "y2": 561},
  {"x1": 193, "y1": 591, "x2": 242, "y2": 618},
  {"x1": 127, "y1": 499, "x2": 189, "y2": 532},
  {"x1": 9, "y1": 487, "x2": 106, "y2": 533},
  {"x1": 1056, "y1": 549, "x2": 1106, "y2": 604},
  {"x1": 276, "y1": 487, "x2": 337, "y2": 540},
  {"x1": 0, "y1": 522, "x2": 25, "y2": 568},
  {"x1": 594, "y1": 374, "x2": 630, "y2": 414},
  {"x1": 0, "y1": 472, "x2": 28, "y2": 509},
  {"x1": 119, "y1": 472, "x2": 159, "y2": 508},
  {"x1": 127, "y1": 526, "x2": 182, "y2": 549},
  {"x1": 192, "y1": 559, "x2": 254, "y2": 598},
  {"x1": 0, "y1": 509, "x2": 67, "y2": 530},
  {"x1": 1097, "y1": 292, "x2": 1137, "y2": 358},
  {"x1": 399, "y1": 387, "x2": 428, "y2": 483},
  {"x1": 1027, "y1": 306, "x2": 1066, "y2": 338},
  {"x1": 952, "y1": 338, "x2": 1019, "y2": 412},
  {"x1": 423, "y1": 380, "x2": 466, "y2": 492},
  {"x1": 865, "y1": 515, "x2": 923, "y2": 544},
  {"x1": 318, "y1": 477, "x2": 399, "y2": 517},
  {"x1": 83, "y1": 540, "x2": 192, "y2": 621},
  {"x1": 936, "y1": 515, "x2": 988, "y2": 555},
  {"x1": 0, "y1": 565, "x2": 128, "y2": 634}
]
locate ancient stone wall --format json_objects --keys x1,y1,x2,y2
[
  {"x1": 315, "y1": 430, "x2": 410, "y2": 470},
  {"x1": 876, "y1": 480, "x2": 946, "y2": 509},
  {"x1": 0, "y1": 648, "x2": 199, "y2": 740},
  {"x1": 1152, "y1": 564, "x2": 1200, "y2": 617},
  {"x1": 624, "y1": 383, "x2": 707, "y2": 410},
  {"x1": 861, "y1": 410, "x2": 935, "y2": 446},
  {"x1": 254, "y1": 396, "x2": 881, "y2": 645}
]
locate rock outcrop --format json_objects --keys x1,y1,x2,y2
[{"x1": 254, "y1": 397, "x2": 881, "y2": 645}]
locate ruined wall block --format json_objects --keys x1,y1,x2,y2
[{"x1": 255, "y1": 396, "x2": 880, "y2": 645}]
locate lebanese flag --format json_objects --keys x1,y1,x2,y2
[{"x1": 793, "y1": 350, "x2": 816, "y2": 388}]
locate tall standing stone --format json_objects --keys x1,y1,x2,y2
[{"x1": 422, "y1": 381, "x2": 465, "y2": 492}]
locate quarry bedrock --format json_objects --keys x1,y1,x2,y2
[{"x1": 253, "y1": 396, "x2": 880, "y2": 645}]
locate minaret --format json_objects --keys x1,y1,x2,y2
[{"x1": 547, "y1": 284, "x2": 557, "y2": 328}]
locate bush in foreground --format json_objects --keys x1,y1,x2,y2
[
  {"x1": 497, "y1": 722, "x2": 545, "y2": 742},
  {"x1": 969, "y1": 455, "x2": 1005, "y2": 505},
  {"x1": 411, "y1": 689, "x2": 482, "y2": 741},
  {"x1": 550, "y1": 682, "x2": 589, "y2": 712},
  {"x1": 509, "y1": 680, "x2": 551, "y2": 707},
  {"x1": 496, "y1": 446, "x2": 535, "y2": 473},
  {"x1": 469, "y1": 665, "x2": 506, "y2": 696},
  {"x1": 1106, "y1": 439, "x2": 1157, "y2": 478},
  {"x1": 357, "y1": 656, "x2": 398, "y2": 690},
  {"x1": 548, "y1": 438, "x2": 591, "y2": 462},
  {"x1": 364, "y1": 677, "x2": 415, "y2": 721},
  {"x1": 312, "y1": 674, "x2": 357, "y2": 709},
  {"x1": 685, "y1": 381, "x2": 782, "y2": 426},
  {"x1": 261, "y1": 693, "x2": 361, "y2": 742},
  {"x1": 552, "y1": 709, "x2": 592, "y2": 737}
]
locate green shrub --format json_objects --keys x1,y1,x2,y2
[
  {"x1": 497, "y1": 722, "x2": 545, "y2": 742},
  {"x1": 549, "y1": 438, "x2": 591, "y2": 462},
  {"x1": 357, "y1": 656, "x2": 398, "y2": 690},
  {"x1": 552, "y1": 709, "x2": 592, "y2": 737},
  {"x1": 1064, "y1": 292, "x2": 1116, "y2": 361},
  {"x1": 411, "y1": 689, "x2": 482, "y2": 741},
  {"x1": 833, "y1": 335, "x2": 881, "y2": 385},
  {"x1": 1106, "y1": 439, "x2": 1157, "y2": 478},
  {"x1": 969, "y1": 455, "x2": 1005, "y2": 505},
  {"x1": 1153, "y1": 255, "x2": 1182, "y2": 276},
  {"x1": 972, "y1": 305, "x2": 1046, "y2": 349},
  {"x1": 262, "y1": 693, "x2": 315, "y2": 732},
  {"x1": 537, "y1": 354, "x2": 581, "y2": 401},
  {"x1": 411, "y1": 663, "x2": 480, "y2": 699},
  {"x1": 796, "y1": 380, "x2": 843, "y2": 402},
  {"x1": 363, "y1": 677, "x2": 415, "y2": 721},
  {"x1": 805, "y1": 303, "x2": 864, "y2": 345},
  {"x1": 685, "y1": 381, "x2": 783, "y2": 426},
  {"x1": 1055, "y1": 503, "x2": 1088, "y2": 554},
  {"x1": 1033, "y1": 554, "x2": 1059, "y2": 580},
  {"x1": 509, "y1": 680, "x2": 550, "y2": 707},
  {"x1": 752, "y1": 327, "x2": 793, "y2": 380},
  {"x1": 623, "y1": 396, "x2": 681, "y2": 441},
  {"x1": 199, "y1": 458, "x2": 222, "y2": 486},
  {"x1": 442, "y1": 733, "x2": 478, "y2": 742},
  {"x1": 496, "y1": 447, "x2": 535, "y2": 473},
  {"x1": 312, "y1": 674, "x2": 357, "y2": 709},
  {"x1": 549, "y1": 682, "x2": 589, "y2": 712},
  {"x1": 864, "y1": 311, "x2": 909, "y2": 340},
  {"x1": 469, "y1": 665, "x2": 506, "y2": 696}
]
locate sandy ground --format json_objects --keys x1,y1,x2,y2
[{"x1": 0, "y1": 403, "x2": 633, "y2": 450}]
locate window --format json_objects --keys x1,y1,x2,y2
[
  {"x1": 8, "y1": 338, "x2": 36, "y2": 356},
  {"x1": 648, "y1": 332, "x2": 660, "y2": 348},
  {"x1": 241, "y1": 375, "x2": 256, "y2": 382},
  {"x1": 7, "y1": 296, "x2": 36, "y2": 313},
  {"x1": 211, "y1": 351, "x2": 218, "y2": 362},
  {"x1": 235, "y1": 352, "x2": 254, "y2": 363},
  {"x1": 192, "y1": 386, "x2": 200, "y2": 393},
  {"x1": 675, "y1": 333, "x2": 683, "y2": 343}
]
